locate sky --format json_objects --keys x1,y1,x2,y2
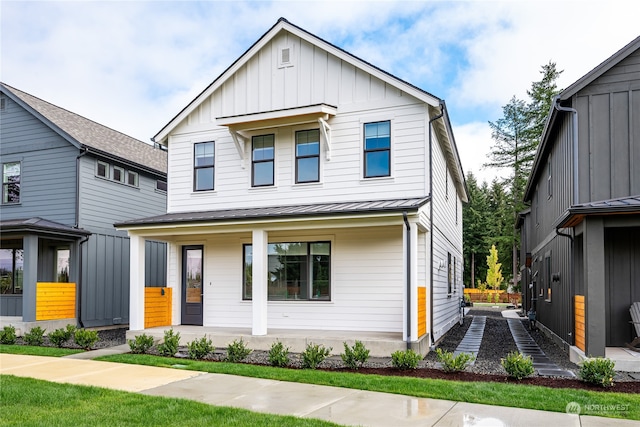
[{"x1": 1, "y1": 1, "x2": 638, "y2": 184}]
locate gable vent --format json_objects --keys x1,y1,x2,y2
[{"x1": 278, "y1": 45, "x2": 294, "y2": 68}]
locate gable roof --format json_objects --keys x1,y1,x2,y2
[
  {"x1": 555, "y1": 195, "x2": 640, "y2": 228},
  {"x1": 524, "y1": 35, "x2": 640, "y2": 201},
  {"x1": 153, "y1": 17, "x2": 441, "y2": 144},
  {"x1": 1, "y1": 82, "x2": 167, "y2": 175}
]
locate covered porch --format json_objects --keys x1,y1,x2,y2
[{"x1": 117, "y1": 198, "x2": 433, "y2": 355}]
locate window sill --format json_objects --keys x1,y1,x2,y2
[
  {"x1": 360, "y1": 176, "x2": 394, "y2": 183},
  {"x1": 95, "y1": 175, "x2": 140, "y2": 189},
  {"x1": 248, "y1": 186, "x2": 276, "y2": 191},
  {"x1": 293, "y1": 182, "x2": 322, "y2": 188}
]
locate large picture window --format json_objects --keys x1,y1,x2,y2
[
  {"x1": 2, "y1": 162, "x2": 21, "y2": 204},
  {"x1": 243, "y1": 242, "x2": 330, "y2": 301},
  {"x1": 252, "y1": 134, "x2": 274, "y2": 187},
  {"x1": 194, "y1": 142, "x2": 215, "y2": 191},
  {"x1": 0, "y1": 248, "x2": 23, "y2": 294},
  {"x1": 364, "y1": 121, "x2": 390, "y2": 178},
  {"x1": 295, "y1": 129, "x2": 320, "y2": 183}
]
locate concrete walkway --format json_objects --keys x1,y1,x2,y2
[{"x1": 1, "y1": 353, "x2": 634, "y2": 426}]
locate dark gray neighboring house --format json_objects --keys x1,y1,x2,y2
[
  {"x1": 519, "y1": 36, "x2": 640, "y2": 361},
  {"x1": 0, "y1": 83, "x2": 167, "y2": 331}
]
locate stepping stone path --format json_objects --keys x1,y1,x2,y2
[
  {"x1": 507, "y1": 318, "x2": 576, "y2": 377},
  {"x1": 453, "y1": 316, "x2": 486, "y2": 365}
]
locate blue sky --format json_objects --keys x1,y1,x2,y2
[{"x1": 2, "y1": 1, "x2": 638, "y2": 183}]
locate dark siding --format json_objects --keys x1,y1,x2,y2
[
  {"x1": 0, "y1": 295, "x2": 22, "y2": 316},
  {"x1": 0, "y1": 95, "x2": 77, "y2": 225},
  {"x1": 605, "y1": 227, "x2": 640, "y2": 346},
  {"x1": 145, "y1": 240, "x2": 167, "y2": 287}
]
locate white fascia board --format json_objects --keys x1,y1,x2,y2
[{"x1": 217, "y1": 104, "x2": 337, "y2": 127}]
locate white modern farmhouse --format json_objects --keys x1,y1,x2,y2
[{"x1": 118, "y1": 18, "x2": 468, "y2": 355}]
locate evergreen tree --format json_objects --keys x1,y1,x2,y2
[{"x1": 462, "y1": 172, "x2": 490, "y2": 287}]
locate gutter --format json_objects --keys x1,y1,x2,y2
[
  {"x1": 429, "y1": 102, "x2": 445, "y2": 347},
  {"x1": 402, "y1": 211, "x2": 411, "y2": 350},
  {"x1": 555, "y1": 227, "x2": 575, "y2": 345},
  {"x1": 75, "y1": 147, "x2": 90, "y2": 328},
  {"x1": 75, "y1": 147, "x2": 89, "y2": 228}
]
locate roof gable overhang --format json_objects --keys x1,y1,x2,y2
[
  {"x1": 524, "y1": 35, "x2": 640, "y2": 202},
  {"x1": 555, "y1": 195, "x2": 640, "y2": 228},
  {"x1": 153, "y1": 18, "x2": 441, "y2": 145},
  {"x1": 0, "y1": 217, "x2": 91, "y2": 240}
]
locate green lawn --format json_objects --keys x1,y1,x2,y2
[
  {"x1": 0, "y1": 375, "x2": 342, "y2": 427},
  {"x1": 99, "y1": 354, "x2": 640, "y2": 420},
  {"x1": 0, "y1": 345, "x2": 83, "y2": 357}
]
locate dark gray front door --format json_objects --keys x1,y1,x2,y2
[{"x1": 182, "y1": 246, "x2": 203, "y2": 325}]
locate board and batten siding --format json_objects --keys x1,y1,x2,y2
[
  {"x1": 168, "y1": 226, "x2": 404, "y2": 332},
  {"x1": 0, "y1": 95, "x2": 78, "y2": 225},
  {"x1": 168, "y1": 102, "x2": 429, "y2": 213},
  {"x1": 78, "y1": 155, "x2": 166, "y2": 234},
  {"x1": 575, "y1": 49, "x2": 640, "y2": 203}
]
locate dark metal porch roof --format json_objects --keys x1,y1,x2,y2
[
  {"x1": 116, "y1": 196, "x2": 430, "y2": 228},
  {"x1": 0, "y1": 217, "x2": 91, "y2": 238},
  {"x1": 555, "y1": 195, "x2": 640, "y2": 228}
]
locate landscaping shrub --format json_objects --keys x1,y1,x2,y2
[
  {"x1": 391, "y1": 349, "x2": 422, "y2": 370},
  {"x1": 157, "y1": 328, "x2": 181, "y2": 357},
  {"x1": 501, "y1": 351, "x2": 534, "y2": 380},
  {"x1": 435, "y1": 348, "x2": 474, "y2": 372},
  {"x1": 128, "y1": 334, "x2": 155, "y2": 354},
  {"x1": 226, "y1": 338, "x2": 252, "y2": 363},
  {"x1": 301, "y1": 343, "x2": 331, "y2": 369},
  {"x1": 268, "y1": 341, "x2": 290, "y2": 368},
  {"x1": 24, "y1": 326, "x2": 46, "y2": 346},
  {"x1": 74, "y1": 329, "x2": 99, "y2": 350},
  {"x1": 579, "y1": 357, "x2": 615, "y2": 387},
  {"x1": 341, "y1": 340, "x2": 370, "y2": 370},
  {"x1": 186, "y1": 336, "x2": 213, "y2": 360},
  {"x1": 0, "y1": 325, "x2": 17, "y2": 345},
  {"x1": 49, "y1": 325, "x2": 76, "y2": 348}
]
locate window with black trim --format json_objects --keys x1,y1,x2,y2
[
  {"x1": 127, "y1": 171, "x2": 138, "y2": 187},
  {"x1": 56, "y1": 248, "x2": 70, "y2": 282},
  {"x1": 447, "y1": 252, "x2": 453, "y2": 294},
  {"x1": 194, "y1": 141, "x2": 214, "y2": 191},
  {"x1": 544, "y1": 253, "x2": 552, "y2": 301},
  {"x1": 252, "y1": 134, "x2": 274, "y2": 187},
  {"x1": 0, "y1": 247, "x2": 23, "y2": 294},
  {"x1": 156, "y1": 180, "x2": 167, "y2": 192},
  {"x1": 364, "y1": 121, "x2": 390, "y2": 178},
  {"x1": 2, "y1": 162, "x2": 21, "y2": 204},
  {"x1": 547, "y1": 159, "x2": 552, "y2": 199},
  {"x1": 295, "y1": 129, "x2": 320, "y2": 183},
  {"x1": 243, "y1": 241, "x2": 330, "y2": 301}
]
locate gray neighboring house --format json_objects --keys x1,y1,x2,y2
[
  {"x1": 518, "y1": 36, "x2": 640, "y2": 363},
  {"x1": 0, "y1": 83, "x2": 167, "y2": 332}
]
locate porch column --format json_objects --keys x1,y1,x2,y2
[
  {"x1": 129, "y1": 234, "x2": 146, "y2": 331},
  {"x1": 167, "y1": 242, "x2": 180, "y2": 326},
  {"x1": 252, "y1": 229, "x2": 268, "y2": 335},
  {"x1": 21, "y1": 235, "x2": 38, "y2": 322},
  {"x1": 403, "y1": 218, "x2": 419, "y2": 342},
  {"x1": 584, "y1": 217, "x2": 605, "y2": 357}
]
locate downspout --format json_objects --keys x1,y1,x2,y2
[
  {"x1": 75, "y1": 147, "x2": 89, "y2": 328},
  {"x1": 429, "y1": 103, "x2": 445, "y2": 347},
  {"x1": 554, "y1": 96, "x2": 578, "y2": 346},
  {"x1": 553, "y1": 97, "x2": 578, "y2": 205},
  {"x1": 403, "y1": 211, "x2": 411, "y2": 350}
]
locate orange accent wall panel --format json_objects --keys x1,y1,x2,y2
[
  {"x1": 145, "y1": 287, "x2": 172, "y2": 328},
  {"x1": 575, "y1": 295, "x2": 585, "y2": 352},
  {"x1": 36, "y1": 282, "x2": 76, "y2": 321},
  {"x1": 418, "y1": 287, "x2": 427, "y2": 337}
]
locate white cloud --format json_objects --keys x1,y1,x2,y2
[{"x1": 453, "y1": 121, "x2": 509, "y2": 185}]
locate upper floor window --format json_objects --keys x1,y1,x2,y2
[
  {"x1": 194, "y1": 141, "x2": 214, "y2": 191},
  {"x1": 96, "y1": 161, "x2": 108, "y2": 178},
  {"x1": 252, "y1": 134, "x2": 274, "y2": 187},
  {"x1": 295, "y1": 129, "x2": 320, "y2": 183},
  {"x1": 127, "y1": 171, "x2": 139, "y2": 187},
  {"x1": 2, "y1": 162, "x2": 21, "y2": 204},
  {"x1": 364, "y1": 121, "x2": 390, "y2": 178},
  {"x1": 113, "y1": 166, "x2": 125, "y2": 183},
  {"x1": 547, "y1": 159, "x2": 553, "y2": 199},
  {"x1": 156, "y1": 180, "x2": 167, "y2": 192}
]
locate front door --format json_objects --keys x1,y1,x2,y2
[{"x1": 182, "y1": 246, "x2": 203, "y2": 325}]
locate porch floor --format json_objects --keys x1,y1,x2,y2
[
  {"x1": 127, "y1": 326, "x2": 409, "y2": 358},
  {"x1": 569, "y1": 345, "x2": 640, "y2": 373}
]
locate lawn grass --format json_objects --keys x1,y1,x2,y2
[
  {"x1": 0, "y1": 344, "x2": 83, "y2": 357},
  {"x1": 0, "y1": 375, "x2": 342, "y2": 427},
  {"x1": 99, "y1": 353, "x2": 640, "y2": 420}
]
